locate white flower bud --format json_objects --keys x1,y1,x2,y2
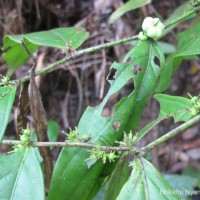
[
  {"x1": 146, "y1": 26, "x2": 157, "y2": 38},
  {"x1": 142, "y1": 17, "x2": 154, "y2": 32}
]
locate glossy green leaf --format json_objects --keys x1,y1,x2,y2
[
  {"x1": 116, "y1": 158, "x2": 180, "y2": 200},
  {"x1": 93, "y1": 184, "x2": 106, "y2": 200},
  {"x1": 164, "y1": 174, "x2": 198, "y2": 200},
  {"x1": 183, "y1": 166, "x2": 200, "y2": 188},
  {"x1": 158, "y1": 20, "x2": 200, "y2": 92},
  {"x1": 163, "y1": 1, "x2": 194, "y2": 36},
  {"x1": 173, "y1": 20, "x2": 200, "y2": 69},
  {"x1": 0, "y1": 148, "x2": 45, "y2": 200},
  {"x1": 105, "y1": 155, "x2": 130, "y2": 200},
  {"x1": 156, "y1": 54, "x2": 174, "y2": 92},
  {"x1": 158, "y1": 41, "x2": 176, "y2": 54},
  {"x1": 47, "y1": 120, "x2": 59, "y2": 142},
  {"x1": 108, "y1": 0, "x2": 151, "y2": 24},
  {"x1": 154, "y1": 94, "x2": 193, "y2": 122},
  {"x1": 49, "y1": 40, "x2": 165, "y2": 200},
  {"x1": 0, "y1": 86, "x2": 17, "y2": 142},
  {"x1": 137, "y1": 115, "x2": 170, "y2": 141},
  {"x1": 3, "y1": 27, "x2": 89, "y2": 68}
]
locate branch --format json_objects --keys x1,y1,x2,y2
[
  {"x1": 2, "y1": 140, "x2": 139, "y2": 153},
  {"x1": 142, "y1": 115, "x2": 200, "y2": 153},
  {"x1": 3, "y1": 116, "x2": 200, "y2": 154},
  {"x1": 17, "y1": 35, "x2": 138, "y2": 85},
  {"x1": 164, "y1": 9, "x2": 196, "y2": 29}
]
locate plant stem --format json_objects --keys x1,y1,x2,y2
[
  {"x1": 17, "y1": 35, "x2": 138, "y2": 85},
  {"x1": 142, "y1": 115, "x2": 200, "y2": 153},
  {"x1": 2, "y1": 116, "x2": 200, "y2": 154},
  {"x1": 164, "y1": 9, "x2": 196, "y2": 29},
  {"x1": 2, "y1": 140, "x2": 140, "y2": 153},
  {"x1": 11, "y1": 6, "x2": 197, "y2": 86}
]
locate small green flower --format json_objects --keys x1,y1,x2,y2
[
  {"x1": 117, "y1": 131, "x2": 137, "y2": 148},
  {"x1": 190, "y1": 107, "x2": 198, "y2": 117},
  {"x1": 66, "y1": 127, "x2": 79, "y2": 142},
  {"x1": 1, "y1": 76, "x2": 10, "y2": 85},
  {"x1": 86, "y1": 145, "x2": 117, "y2": 164},
  {"x1": 107, "y1": 152, "x2": 117, "y2": 162}
]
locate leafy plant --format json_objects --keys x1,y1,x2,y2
[{"x1": 0, "y1": 1, "x2": 200, "y2": 200}]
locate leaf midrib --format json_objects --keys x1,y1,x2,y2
[{"x1": 10, "y1": 148, "x2": 29, "y2": 200}]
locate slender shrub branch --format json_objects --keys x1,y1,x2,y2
[
  {"x1": 2, "y1": 140, "x2": 136, "y2": 153},
  {"x1": 17, "y1": 35, "x2": 138, "y2": 85},
  {"x1": 142, "y1": 115, "x2": 200, "y2": 152},
  {"x1": 2, "y1": 115, "x2": 200, "y2": 154},
  {"x1": 164, "y1": 9, "x2": 196, "y2": 29}
]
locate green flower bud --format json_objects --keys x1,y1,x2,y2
[
  {"x1": 190, "y1": 108, "x2": 198, "y2": 117},
  {"x1": 191, "y1": 96, "x2": 198, "y2": 104},
  {"x1": 194, "y1": 102, "x2": 200, "y2": 109},
  {"x1": 20, "y1": 135, "x2": 29, "y2": 143},
  {"x1": 107, "y1": 152, "x2": 117, "y2": 162},
  {"x1": 138, "y1": 31, "x2": 148, "y2": 41}
]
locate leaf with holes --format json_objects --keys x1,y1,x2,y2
[
  {"x1": 155, "y1": 94, "x2": 193, "y2": 122},
  {"x1": 0, "y1": 148, "x2": 45, "y2": 200},
  {"x1": 48, "y1": 39, "x2": 165, "y2": 200},
  {"x1": 3, "y1": 27, "x2": 89, "y2": 68},
  {"x1": 116, "y1": 157, "x2": 180, "y2": 200},
  {"x1": 0, "y1": 86, "x2": 17, "y2": 142}
]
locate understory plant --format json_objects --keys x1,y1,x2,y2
[{"x1": 1, "y1": 1, "x2": 200, "y2": 200}]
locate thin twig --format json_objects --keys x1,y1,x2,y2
[
  {"x1": 164, "y1": 9, "x2": 196, "y2": 29},
  {"x1": 1, "y1": 140, "x2": 134, "y2": 153},
  {"x1": 15, "y1": 35, "x2": 138, "y2": 85},
  {"x1": 2, "y1": 115, "x2": 200, "y2": 154},
  {"x1": 142, "y1": 115, "x2": 200, "y2": 153}
]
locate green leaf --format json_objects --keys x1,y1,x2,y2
[
  {"x1": 0, "y1": 86, "x2": 17, "y2": 142},
  {"x1": 104, "y1": 155, "x2": 130, "y2": 200},
  {"x1": 49, "y1": 40, "x2": 165, "y2": 200},
  {"x1": 164, "y1": 174, "x2": 198, "y2": 200},
  {"x1": 182, "y1": 166, "x2": 200, "y2": 188},
  {"x1": 0, "y1": 148, "x2": 45, "y2": 200},
  {"x1": 156, "y1": 54, "x2": 174, "y2": 92},
  {"x1": 47, "y1": 120, "x2": 59, "y2": 142},
  {"x1": 173, "y1": 20, "x2": 200, "y2": 69},
  {"x1": 163, "y1": 1, "x2": 194, "y2": 36},
  {"x1": 93, "y1": 184, "x2": 106, "y2": 200},
  {"x1": 158, "y1": 42, "x2": 176, "y2": 54},
  {"x1": 137, "y1": 115, "x2": 170, "y2": 141},
  {"x1": 158, "y1": 20, "x2": 200, "y2": 91},
  {"x1": 3, "y1": 27, "x2": 89, "y2": 68},
  {"x1": 108, "y1": 0, "x2": 151, "y2": 24},
  {"x1": 154, "y1": 94, "x2": 193, "y2": 122},
  {"x1": 116, "y1": 157, "x2": 180, "y2": 200}
]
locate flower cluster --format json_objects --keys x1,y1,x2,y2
[
  {"x1": 138, "y1": 17, "x2": 165, "y2": 41},
  {"x1": 65, "y1": 127, "x2": 79, "y2": 142},
  {"x1": 190, "y1": 96, "x2": 200, "y2": 116},
  {"x1": 117, "y1": 131, "x2": 137, "y2": 149},
  {"x1": 13, "y1": 127, "x2": 33, "y2": 153},
  {"x1": 87, "y1": 145, "x2": 118, "y2": 164}
]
